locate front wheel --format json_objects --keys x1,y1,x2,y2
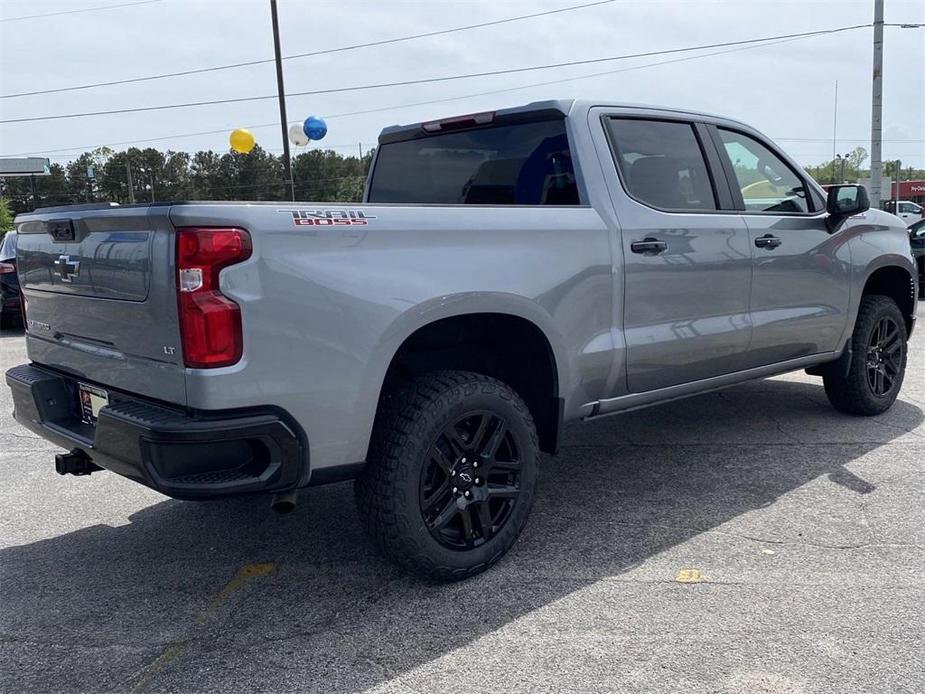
[
  {"x1": 824, "y1": 294, "x2": 908, "y2": 415},
  {"x1": 355, "y1": 371, "x2": 539, "y2": 581}
]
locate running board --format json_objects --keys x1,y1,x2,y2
[{"x1": 584, "y1": 352, "x2": 839, "y2": 420}]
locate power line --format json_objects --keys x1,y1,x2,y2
[
  {"x1": 0, "y1": 23, "x2": 871, "y2": 125},
  {"x1": 0, "y1": 33, "x2": 827, "y2": 157},
  {"x1": 0, "y1": 0, "x2": 616, "y2": 99},
  {"x1": 0, "y1": 0, "x2": 161, "y2": 23},
  {"x1": 1, "y1": 28, "x2": 894, "y2": 159},
  {"x1": 777, "y1": 137, "x2": 924, "y2": 143}
]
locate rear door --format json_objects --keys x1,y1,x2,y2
[
  {"x1": 709, "y1": 126, "x2": 851, "y2": 367},
  {"x1": 15, "y1": 204, "x2": 186, "y2": 404},
  {"x1": 597, "y1": 113, "x2": 753, "y2": 392}
]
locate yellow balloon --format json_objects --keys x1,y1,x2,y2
[{"x1": 229, "y1": 128, "x2": 255, "y2": 154}]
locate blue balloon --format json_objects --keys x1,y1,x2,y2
[{"x1": 303, "y1": 116, "x2": 327, "y2": 141}]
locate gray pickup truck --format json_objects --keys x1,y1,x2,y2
[{"x1": 6, "y1": 100, "x2": 918, "y2": 580}]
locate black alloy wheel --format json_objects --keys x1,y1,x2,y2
[
  {"x1": 420, "y1": 412, "x2": 522, "y2": 551},
  {"x1": 865, "y1": 315, "x2": 903, "y2": 396}
]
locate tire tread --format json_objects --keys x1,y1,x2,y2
[
  {"x1": 355, "y1": 370, "x2": 538, "y2": 581},
  {"x1": 824, "y1": 294, "x2": 908, "y2": 415}
]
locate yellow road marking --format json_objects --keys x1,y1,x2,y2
[
  {"x1": 674, "y1": 568, "x2": 704, "y2": 583},
  {"x1": 130, "y1": 563, "x2": 276, "y2": 693},
  {"x1": 202, "y1": 562, "x2": 275, "y2": 623}
]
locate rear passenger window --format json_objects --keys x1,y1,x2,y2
[
  {"x1": 605, "y1": 118, "x2": 717, "y2": 211},
  {"x1": 718, "y1": 129, "x2": 810, "y2": 214}
]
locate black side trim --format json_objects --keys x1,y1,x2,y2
[
  {"x1": 705, "y1": 124, "x2": 746, "y2": 211},
  {"x1": 309, "y1": 461, "x2": 366, "y2": 486},
  {"x1": 695, "y1": 122, "x2": 736, "y2": 210}
]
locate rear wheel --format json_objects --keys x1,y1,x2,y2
[
  {"x1": 824, "y1": 295, "x2": 908, "y2": 415},
  {"x1": 355, "y1": 371, "x2": 538, "y2": 581}
]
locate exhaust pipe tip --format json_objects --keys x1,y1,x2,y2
[{"x1": 271, "y1": 490, "x2": 298, "y2": 515}]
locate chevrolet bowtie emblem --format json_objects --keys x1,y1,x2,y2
[{"x1": 55, "y1": 254, "x2": 80, "y2": 283}]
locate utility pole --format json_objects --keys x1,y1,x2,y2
[
  {"x1": 831, "y1": 80, "x2": 838, "y2": 161},
  {"x1": 270, "y1": 0, "x2": 295, "y2": 202},
  {"x1": 893, "y1": 159, "x2": 901, "y2": 208},
  {"x1": 125, "y1": 161, "x2": 135, "y2": 204},
  {"x1": 869, "y1": 0, "x2": 884, "y2": 208}
]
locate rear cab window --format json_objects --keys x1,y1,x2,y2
[{"x1": 367, "y1": 116, "x2": 580, "y2": 205}]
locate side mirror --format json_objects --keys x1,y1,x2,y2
[{"x1": 827, "y1": 184, "x2": 870, "y2": 218}]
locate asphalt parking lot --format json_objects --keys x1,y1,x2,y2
[{"x1": 1, "y1": 304, "x2": 923, "y2": 694}]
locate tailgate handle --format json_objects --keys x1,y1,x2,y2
[{"x1": 47, "y1": 219, "x2": 76, "y2": 242}]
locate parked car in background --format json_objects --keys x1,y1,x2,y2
[
  {"x1": 883, "y1": 199, "x2": 924, "y2": 227},
  {"x1": 0, "y1": 230, "x2": 21, "y2": 329},
  {"x1": 910, "y1": 218, "x2": 925, "y2": 298}
]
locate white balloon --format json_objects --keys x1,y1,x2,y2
[{"x1": 289, "y1": 123, "x2": 309, "y2": 146}]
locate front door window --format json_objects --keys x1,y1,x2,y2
[{"x1": 718, "y1": 129, "x2": 810, "y2": 214}]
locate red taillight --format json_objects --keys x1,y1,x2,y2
[
  {"x1": 0, "y1": 262, "x2": 15, "y2": 275},
  {"x1": 176, "y1": 227, "x2": 252, "y2": 368}
]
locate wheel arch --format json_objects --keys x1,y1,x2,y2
[
  {"x1": 350, "y1": 294, "x2": 570, "y2": 464},
  {"x1": 860, "y1": 261, "x2": 917, "y2": 337}
]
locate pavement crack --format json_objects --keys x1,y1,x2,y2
[{"x1": 607, "y1": 520, "x2": 924, "y2": 551}]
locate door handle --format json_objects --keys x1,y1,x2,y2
[
  {"x1": 630, "y1": 237, "x2": 668, "y2": 255},
  {"x1": 754, "y1": 234, "x2": 782, "y2": 249}
]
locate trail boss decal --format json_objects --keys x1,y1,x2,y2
[{"x1": 281, "y1": 209, "x2": 376, "y2": 227}]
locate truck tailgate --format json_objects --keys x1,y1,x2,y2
[{"x1": 15, "y1": 205, "x2": 186, "y2": 405}]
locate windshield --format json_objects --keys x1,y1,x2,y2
[
  {"x1": 367, "y1": 119, "x2": 579, "y2": 205},
  {"x1": 0, "y1": 231, "x2": 16, "y2": 261}
]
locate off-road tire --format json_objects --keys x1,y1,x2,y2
[
  {"x1": 355, "y1": 370, "x2": 539, "y2": 581},
  {"x1": 824, "y1": 294, "x2": 908, "y2": 415}
]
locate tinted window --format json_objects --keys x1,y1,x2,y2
[
  {"x1": 718, "y1": 129, "x2": 810, "y2": 214},
  {"x1": 0, "y1": 231, "x2": 16, "y2": 260},
  {"x1": 367, "y1": 119, "x2": 579, "y2": 205},
  {"x1": 606, "y1": 118, "x2": 716, "y2": 211}
]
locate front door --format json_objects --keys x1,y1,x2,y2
[
  {"x1": 601, "y1": 115, "x2": 753, "y2": 393},
  {"x1": 711, "y1": 126, "x2": 851, "y2": 367}
]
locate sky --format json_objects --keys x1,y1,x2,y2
[{"x1": 0, "y1": 0, "x2": 923, "y2": 170}]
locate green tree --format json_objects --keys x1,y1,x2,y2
[
  {"x1": 0, "y1": 197, "x2": 13, "y2": 233},
  {"x1": 847, "y1": 147, "x2": 868, "y2": 172},
  {"x1": 0, "y1": 144, "x2": 377, "y2": 209},
  {"x1": 333, "y1": 175, "x2": 365, "y2": 202}
]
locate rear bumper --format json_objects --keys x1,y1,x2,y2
[{"x1": 5, "y1": 363, "x2": 305, "y2": 500}]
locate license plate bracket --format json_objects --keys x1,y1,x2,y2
[{"x1": 78, "y1": 383, "x2": 109, "y2": 424}]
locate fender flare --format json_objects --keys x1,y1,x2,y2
[{"x1": 342, "y1": 292, "x2": 570, "y2": 466}]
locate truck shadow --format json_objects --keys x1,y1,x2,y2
[
  {"x1": 1, "y1": 378, "x2": 922, "y2": 693},
  {"x1": 0, "y1": 325, "x2": 25, "y2": 338}
]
